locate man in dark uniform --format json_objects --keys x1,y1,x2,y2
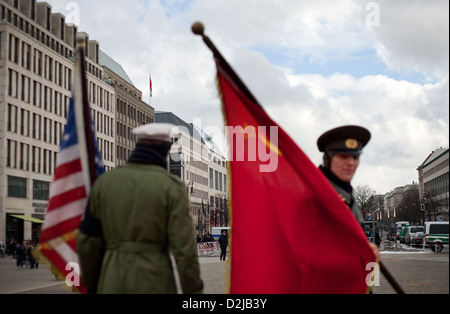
[
  {"x1": 218, "y1": 230, "x2": 228, "y2": 261},
  {"x1": 317, "y1": 125, "x2": 380, "y2": 261}
]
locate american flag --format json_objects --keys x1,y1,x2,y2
[{"x1": 37, "y1": 38, "x2": 104, "y2": 293}]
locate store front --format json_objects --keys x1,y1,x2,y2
[{"x1": 5, "y1": 214, "x2": 44, "y2": 244}]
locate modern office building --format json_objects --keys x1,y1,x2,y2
[
  {"x1": 155, "y1": 111, "x2": 229, "y2": 235},
  {"x1": 99, "y1": 50, "x2": 154, "y2": 166},
  {"x1": 417, "y1": 148, "x2": 449, "y2": 221},
  {"x1": 383, "y1": 183, "x2": 420, "y2": 225},
  {"x1": 0, "y1": 0, "x2": 154, "y2": 245}
]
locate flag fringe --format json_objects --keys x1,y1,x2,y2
[{"x1": 32, "y1": 236, "x2": 84, "y2": 294}]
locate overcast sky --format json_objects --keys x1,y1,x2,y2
[{"x1": 44, "y1": 0, "x2": 449, "y2": 195}]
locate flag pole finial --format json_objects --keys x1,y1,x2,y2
[{"x1": 191, "y1": 22, "x2": 205, "y2": 36}]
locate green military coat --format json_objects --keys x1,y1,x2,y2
[{"x1": 77, "y1": 163, "x2": 203, "y2": 294}]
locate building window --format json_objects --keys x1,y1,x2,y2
[
  {"x1": 8, "y1": 69, "x2": 18, "y2": 97},
  {"x1": 224, "y1": 174, "x2": 227, "y2": 193},
  {"x1": 19, "y1": 143, "x2": 29, "y2": 170},
  {"x1": 32, "y1": 146, "x2": 41, "y2": 173},
  {"x1": 7, "y1": 103, "x2": 18, "y2": 132},
  {"x1": 210, "y1": 168, "x2": 214, "y2": 189},
  {"x1": 215, "y1": 170, "x2": 219, "y2": 190},
  {"x1": 9, "y1": 34, "x2": 19, "y2": 64},
  {"x1": 7, "y1": 139, "x2": 17, "y2": 168},
  {"x1": 33, "y1": 180, "x2": 50, "y2": 200},
  {"x1": 8, "y1": 176, "x2": 27, "y2": 198},
  {"x1": 20, "y1": 108, "x2": 30, "y2": 136},
  {"x1": 32, "y1": 113, "x2": 41, "y2": 139}
]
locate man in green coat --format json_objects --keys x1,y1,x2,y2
[{"x1": 77, "y1": 123, "x2": 203, "y2": 294}]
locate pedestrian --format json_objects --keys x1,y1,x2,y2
[
  {"x1": 14, "y1": 243, "x2": 23, "y2": 268},
  {"x1": 317, "y1": 125, "x2": 380, "y2": 262},
  {"x1": 375, "y1": 230, "x2": 382, "y2": 247},
  {"x1": 8, "y1": 237, "x2": 16, "y2": 257},
  {"x1": 33, "y1": 241, "x2": 39, "y2": 269},
  {"x1": 218, "y1": 230, "x2": 228, "y2": 261},
  {"x1": 77, "y1": 123, "x2": 203, "y2": 294},
  {"x1": 27, "y1": 242, "x2": 36, "y2": 269}
]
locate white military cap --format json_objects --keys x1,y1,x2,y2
[{"x1": 132, "y1": 123, "x2": 179, "y2": 143}]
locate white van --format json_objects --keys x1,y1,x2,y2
[
  {"x1": 405, "y1": 226, "x2": 424, "y2": 246},
  {"x1": 424, "y1": 221, "x2": 449, "y2": 252},
  {"x1": 211, "y1": 227, "x2": 230, "y2": 241},
  {"x1": 395, "y1": 221, "x2": 410, "y2": 241}
]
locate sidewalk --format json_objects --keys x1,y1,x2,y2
[
  {"x1": 198, "y1": 256, "x2": 228, "y2": 294},
  {"x1": 0, "y1": 255, "x2": 72, "y2": 294},
  {"x1": 0, "y1": 254, "x2": 226, "y2": 294}
]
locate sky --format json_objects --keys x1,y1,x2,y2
[{"x1": 43, "y1": 0, "x2": 449, "y2": 195}]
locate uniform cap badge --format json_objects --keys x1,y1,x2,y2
[{"x1": 345, "y1": 138, "x2": 358, "y2": 149}]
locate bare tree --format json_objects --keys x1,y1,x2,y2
[
  {"x1": 423, "y1": 190, "x2": 447, "y2": 221},
  {"x1": 353, "y1": 185, "x2": 377, "y2": 218},
  {"x1": 397, "y1": 192, "x2": 421, "y2": 224}
]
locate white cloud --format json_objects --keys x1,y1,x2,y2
[{"x1": 367, "y1": 0, "x2": 449, "y2": 80}]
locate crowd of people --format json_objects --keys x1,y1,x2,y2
[
  {"x1": 2, "y1": 237, "x2": 39, "y2": 269},
  {"x1": 196, "y1": 233, "x2": 214, "y2": 243}
]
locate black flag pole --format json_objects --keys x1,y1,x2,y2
[
  {"x1": 192, "y1": 21, "x2": 406, "y2": 295},
  {"x1": 76, "y1": 34, "x2": 98, "y2": 186}
]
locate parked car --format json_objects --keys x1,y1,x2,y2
[
  {"x1": 424, "y1": 221, "x2": 449, "y2": 252},
  {"x1": 395, "y1": 229, "x2": 402, "y2": 241},
  {"x1": 400, "y1": 225, "x2": 412, "y2": 244},
  {"x1": 405, "y1": 226, "x2": 424, "y2": 246},
  {"x1": 411, "y1": 231, "x2": 424, "y2": 247},
  {"x1": 395, "y1": 221, "x2": 410, "y2": 241}
]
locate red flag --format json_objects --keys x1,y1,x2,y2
[
  {"x1": 215, "y1": 61, "x2": 375, "y2": 293},
  {"x1": 149, "y1": 71, "x2": 153, "y2": 97},
  {"x1": 36, "y1": 37, "x2": 104, "y2": 293}
]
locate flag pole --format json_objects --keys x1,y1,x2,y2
[
  {"x1": 379, "y1": 261, "x2": 405, "y2": 294},
  {"x1": 193, "y1": 21, "x2": 406, "y2": 295},
  {"x1": 149, "y1": 69, "x2": 152, "y2": 107},
  {"x1": 75, "y1": 34, "x2": 97, "y2": 186}
]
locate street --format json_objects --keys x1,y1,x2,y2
[
  {"x1": 0, "y1": 246, "x2": 447, "y2": 294},
  {"x1": 0, "y1": 254, "x2": 228, "y2": 294},
  {"x1": 372, "y1": 246, "x2": 449, "y2": 294}
]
